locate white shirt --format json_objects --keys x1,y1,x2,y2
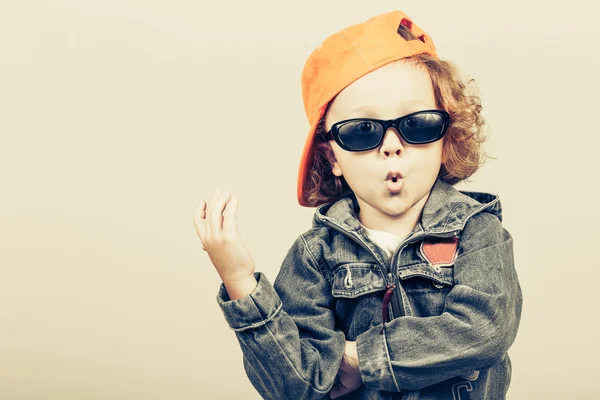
[{"x1": 359, "y1": 223, "x2": 404, "y2": 261}]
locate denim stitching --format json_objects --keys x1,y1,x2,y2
[
  {"x1": 302, "y1": 232, "x2": 332, "y2": 282},
  {"x1": 397, "y1": 269, "x2": 453, "y2": 286},
  {"x1": 455, "y1": 198, "x2": 501, "y2": 233},
  {"x1": 397, "y1": 284, "x2": 414, "y2": 317},
  {"x1": 441, "y1": 203, "x2": 463, "y2": 229},
  {"x1": 263, "y1": 323, "x2": 332, "y2": 395},
  {"x1": 332, "y1": 267, "x2": 386, "y2": 298},
  {"x1": 229, "y1": 302, "x2": 283, "y2": 332},
  {"x1": 382, "y1": 329, "x2": 401, "y2": 392}
]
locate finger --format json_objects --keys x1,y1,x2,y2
[
  {"x1": 337, "y1": 368, "x2": 354, "y2": 384},
  {"x1": 338, "y1": 356, "x2": 352, "y2": 373},
  {"x1": 208, "y1": 189, "x2": 229, "y2": 237},
  {"x1": 338, "y1": 369, "x2": 355, "y2": 388},
  {"x1": 222, "y1": 195, "x2": 239, "y2": 235},
  {"x1": 329, "y1": 382, "x2": 354, "y2": 399},
  {"x1": 193, "y1": 199, "x2": 207, "y2": 240},
  {"x1": 206, "y1": 188, "x2": 221, "y2": 218},
  {"x1": 204, "y1": 188, "x2": 221, "y2": 239},
  {"x1": 209, "y1": 189, "x2": 232, "y2": 237}
]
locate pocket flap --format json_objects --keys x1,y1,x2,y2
[
  {"x1": 397, "y1": 262, "x2": 454, "y2": 287},
  {"x1": 331, "y1": 263, "x2": 386, "y2": 298}
]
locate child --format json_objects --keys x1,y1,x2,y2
[{"x1": 194, "y1": 10, "x2": 523, "y2": 400}]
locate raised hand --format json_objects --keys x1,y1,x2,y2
[{"x1": 194, "y1": 188, "x2": 257, "y2": 300}]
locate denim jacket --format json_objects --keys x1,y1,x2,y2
[{"x1": 216, "y1": 177, "x2": 523, "y2": 399}]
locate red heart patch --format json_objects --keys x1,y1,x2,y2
[{"x1": 420, "y1": 236, "x2": 459, "y2": 268}]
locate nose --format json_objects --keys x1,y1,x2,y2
[{"x1": 379, "y1": 127, "x2": 405, "y2": 157}]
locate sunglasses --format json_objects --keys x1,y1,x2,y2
[{"x1": 324, "y1": 109, "x2": 450, "y2": 152}]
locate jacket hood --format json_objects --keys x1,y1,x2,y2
[{"x1": 313, "y1": 177, "x2": 502, "y2": 234}]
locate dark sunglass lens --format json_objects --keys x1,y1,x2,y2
[
  {"x1": 399, "y1": 113, "x2": 445, "y2": 143},
  {"x1": 337, "y1": 120, "x2": 383, "y2": 150}
]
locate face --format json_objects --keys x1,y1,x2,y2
[{"x1": 324, "y1": 60, "x2": 446, "y2": 232}]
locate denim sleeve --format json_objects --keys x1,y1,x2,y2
[
  {"x1": 355, "y1": 212, "x2": 524, "y2": 391},
  {"x1": 216, "y1": 234, "x2": 346, "y2": 400}
]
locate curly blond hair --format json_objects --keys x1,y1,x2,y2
[{"x1": 303, "y1": 25, "x2": 492, "y2": 207}]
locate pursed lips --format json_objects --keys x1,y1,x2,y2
[{"x1": 385, "y1": 170, "x2": 404, "y2": 182}]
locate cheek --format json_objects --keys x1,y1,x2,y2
[
  {"x1": 335, "y1": 156, "x2": 357, "y2": 175},
  {"x1": 439, "y1": 140, "x2": 447, "y2": 163},
  {"x1": 425, "y1": 141, "x2": 444, "y2": 160},
  {"x1": 330, "y1": 146, "x2": 354, "y2": 169},
  {"x1": 336, "y1": 155, "x2": 371, "y2": 182},
  {"x1": 409, "y1": 145, "x2": 444, "y2": 169}
]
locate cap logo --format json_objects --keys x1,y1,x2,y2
[
  {"x1": 398, "y1": 17, "x2": 427, "y2": 44},
  {"x1": 399, "y1": 18, "x2": 412, "y2": 30}
]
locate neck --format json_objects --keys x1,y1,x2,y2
[{"x1": 357, "y1": 192, "x2": 430, "y2": 241}]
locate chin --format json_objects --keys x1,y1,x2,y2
[{"x1": 380, "y1": 197, "x2": 410, "y2": 214}]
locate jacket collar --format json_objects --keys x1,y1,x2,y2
[{"x1": 313, "y1": 177, "x2": 503, "y2": 235}]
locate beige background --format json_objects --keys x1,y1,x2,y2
[{"x1": 1, "y1": 0, "x2": 598, "y2": 399}]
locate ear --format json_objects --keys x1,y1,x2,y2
[
  {"x1": 331, "y1": 160, "x2": 342, "y2": 177},
  {"x1": 440, "y1": 138, "x2": 448, "y2": 164},
  {"x1": 324, "y1": 142, "x2": 343, "y2": 177}
]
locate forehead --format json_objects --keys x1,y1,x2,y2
[{"x1": 326, "y1": 61, "x2": 436, "y2": 123}]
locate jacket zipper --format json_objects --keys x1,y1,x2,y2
[
  {"x1": 318, "y1": 217, "x2": 463, "y2": 332},
  {"x1": 318, "y1": 216, "x2": 391, "y2": 282},
  {"x1": 321, "y1": 217, "x2": 459, "y2": 334},
  {"x1": 386, "y1": 196, "x2": 502, "y2": 317},
  {"x1": 388, "y1": 229, "x2": 461, "y2": 322},
  {"x1": 317, "y1": 197, "x2": 499, "y2": 334}
]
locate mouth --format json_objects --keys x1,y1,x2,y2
[
  {"x1": 385, "y1": 172, "x2": 404, "y2": 194},
  {"x1": 385, "y1": 171, "x2": 404, "y2": 181}
]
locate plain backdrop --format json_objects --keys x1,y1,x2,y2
[{"x1": 1, "y1": 1, "x2": 599, "y2": 399}]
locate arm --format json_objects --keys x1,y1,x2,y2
[
  {"x1": 216, "y1": 235, "x2": 346, "y2": 400},
  {"x1": 355, "y1": 212, "x2": 524, "y2": 391}
]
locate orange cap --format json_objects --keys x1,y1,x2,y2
[{"x1": 297, "y1": 10, "x2": 438, "y2": 207}]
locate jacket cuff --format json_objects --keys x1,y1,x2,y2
[
  {"x1": 356, "y1": 326, "x2": 401, "y2": 392},
  {"x1": 216, "y1": 272, "x2": 282, "y2": 331}
]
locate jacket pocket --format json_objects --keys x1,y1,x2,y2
[
  {"x1": 331, "y1": 263, "x2": 386, "y2": 298},
  {"x1": 396, "y1": 262, "x2": 456, "y2": 317},
  {"x1": 397, "y1": 262, "x2": 455, "y2": 290},
  {"x1": 409, "y1": 235, "x2": 459, "y2": 290}
]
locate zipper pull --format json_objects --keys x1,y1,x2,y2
[{"x1": 380, "y1": 273, "x2": 397, "y2": 335}]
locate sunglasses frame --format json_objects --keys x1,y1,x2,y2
[{"x1": 324, "y1": 109, "x2": 451, "y2": 151}]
